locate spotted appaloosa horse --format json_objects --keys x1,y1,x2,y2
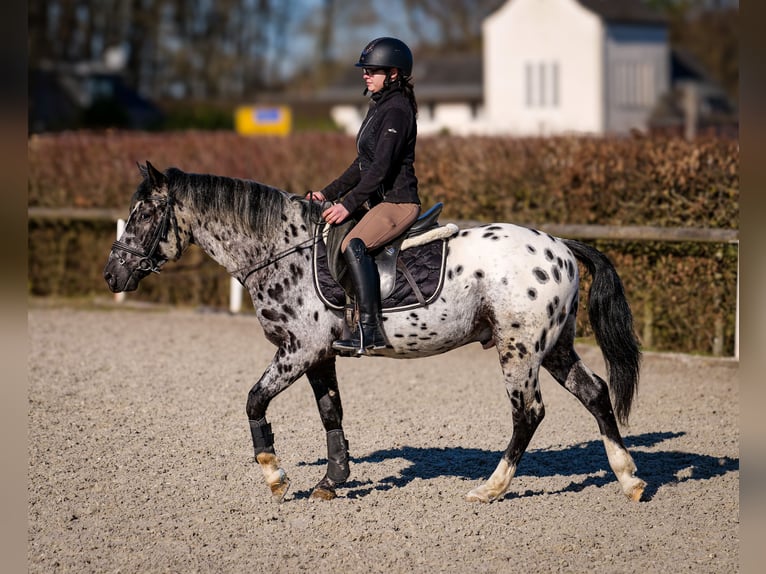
[{"x1": 104, "y1": 162, "x2": 646, "y2": 504}]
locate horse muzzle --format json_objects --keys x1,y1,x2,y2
[{"x1": 103, "y1": 255, "x2": 146, "y2": 293}]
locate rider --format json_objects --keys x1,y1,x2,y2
[{"x1": 308, "y1": 37, "x2": 421, "y2": 354}]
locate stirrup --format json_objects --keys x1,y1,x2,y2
[{"x1": 332, "y1": 323, "x2": 388, "y2": 355}]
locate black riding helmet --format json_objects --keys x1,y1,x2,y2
[{"x1": 355, "y1": 37, "x2": 413, "y2": 79}]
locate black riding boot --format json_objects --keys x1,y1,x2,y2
[{"x1": 332, "y1": 238, "x2": 388, "y2": 354}]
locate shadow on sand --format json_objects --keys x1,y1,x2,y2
[{"x1": 294, "y1": 431, "x2": 738, "y2": 501}]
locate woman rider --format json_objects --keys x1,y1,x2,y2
[{"x1": 308, "y1": 37, "x2": 421, "y2": 354}]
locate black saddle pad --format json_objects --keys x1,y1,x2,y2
[{"x1": 313, "y1": 235, "x2": 449, "y2": 313}]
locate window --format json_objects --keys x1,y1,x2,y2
[
  {"x1": 525, "y1": 61, "x2": 561, "y2": 108},
  {"x1": 613, "y1": 61, "x2": 656, "y2": 108}
]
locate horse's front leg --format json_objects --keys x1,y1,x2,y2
[
  {"x1": 305, "y1": 357, "x2": 350, "y2": 501},
  {"x1": 246, "y1": 349, "x2": 305, "y2": 502}
]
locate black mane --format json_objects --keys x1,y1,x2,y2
[
  {"x1": 166, "y1": 168, "x2": 295, "y2": 234},
  {"x1": 134, "y1": 166, "x2": 324, "y2": 235}
]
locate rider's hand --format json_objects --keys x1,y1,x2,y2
[
  {"x1": 322, "y1": 203, "x2": 350, "y2": 225},
  {"x1": 306, "y1": 190, "x2": 326, "y2": 202}
]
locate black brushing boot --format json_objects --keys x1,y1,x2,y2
[{"x1": 332, "y1": 238, "x2": 389, "y2": 354}]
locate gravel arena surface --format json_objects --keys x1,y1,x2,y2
[{"x1": 28, "y1": 301, "x2": 739, "y2": 573}]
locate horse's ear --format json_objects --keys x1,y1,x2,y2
[
  {"x1": 137, "y1": 161, "x2": 148, "y2": 178},
  {"x1": 145, "y1": 161, "x2": 166, "y2": 188}
]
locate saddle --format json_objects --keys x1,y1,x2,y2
[{"x1": 313, "y1": 202, "x2": 458, "y2": 312}]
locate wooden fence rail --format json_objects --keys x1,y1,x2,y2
[
  {"x1": 28, "y1": 208, "x2": 740, "y2": 358},
  {"x1": 28, "y1": 207, "x2": 739, "y2": 244}
]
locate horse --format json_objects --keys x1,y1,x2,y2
[{"x1": 103, "y1": 162, "x2": 646, "y2": 504}]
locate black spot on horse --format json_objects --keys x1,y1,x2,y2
[
  {"x1": 526, "y1": 245, "x2": 537, "y2": 254},
  {"x1": 281, "y1": 305, "x2": 296, "y2": 319},
  {"x1": 527, "y1": 288, "x2": 537, "y2": 300},
  {"x1": 474, "y1": 270, "x2": 485, "y2": 279},
  {"x1": 533, "y1": 268, "x2": 549, "y2": 283},
  {"x1": 267, "y1": 283, "x2": 285, "y2": 303},
  {"x1": 455, "y1": 265, "x2": 464, "y2": 275},
  {"x1": 264, "y1": 308, "x2": 288, "y2": 323},
  {"x1": 567, "y1": 259, "x2": 576, "y2": 281},
  {"x1": 460, "y1": 230, "x2": 470, "y2": 237},
  {"x1": 289, "y1": 263, "x2": 304, "y2": 279},
  {"x1": 539, "y1": 328, "x2": 548, "y2": 351},
  {"x1": 313, "y1": 311, "x2": 319, "y2": 322},
  {"x1": 544, "y1": 249, "x2": 554, "y2": 261},
  {"x1": 447, "y1": 269, "x2": 454, "y2": 280},
  {"x1": 552, "y1": 266, "x2": 561, "y2": 283}
]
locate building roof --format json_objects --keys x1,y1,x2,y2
[{"x1": 576, "y1": 0, "x2": 667, "y2": 26}]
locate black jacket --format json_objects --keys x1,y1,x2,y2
[{"x1": 321, "y1": 85, "x2": 419, "y2": 214}]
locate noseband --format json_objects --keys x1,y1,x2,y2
[{"x1": 111, "y1": 194, "x2": 178, "y2": 276}]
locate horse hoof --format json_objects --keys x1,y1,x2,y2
[
  {"x1": 310, "y1": 487, "x2": 337, "y2": 501},
  {"x1": 626, "y1": 478, "x2": 647, "y2": 502},
  {"x1": 465, "y1": 487, "x2": 494, "y2": 503},
  {"x1": 269, "y1": 473, "x2": 291, "y2": 502}
]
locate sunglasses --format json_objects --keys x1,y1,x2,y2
[{"x1": 362, "y1": 67, "x2": 388, "y2": 76}]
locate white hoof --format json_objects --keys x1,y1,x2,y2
[
  {"x1": 623, "y1": 477, "x2": 647, "y2": 502},
  {"x1": 465, "y1": 485, "x2": 498, "y2": 503}
]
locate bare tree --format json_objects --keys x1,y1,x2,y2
[{"x1": 402, "y1": 0, "x2": 505, "y2": 53}]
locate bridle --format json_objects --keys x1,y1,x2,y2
[{"x1": 111, "y1": 194, "x2": 180, "y2": 277}]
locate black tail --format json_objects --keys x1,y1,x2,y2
[{"x1": 564, "y1": 239, "x2": 641, "y2": 425}]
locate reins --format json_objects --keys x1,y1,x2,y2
[
  {"x1": 234, "y1": 194, "x2": 328, "y2": 285},
  {"x1": 236, "y1": 235, "x2": 321, "y2": 285}
]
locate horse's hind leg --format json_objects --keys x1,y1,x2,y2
[
  {"x1": 305, "y1": 358, "x2": 350, "y2": 501},
  {"x1": 542, "y1": 321, "x2": 646, "y2": 501},
  {"x1": 466, "y1": 351, "x2": 545, "y2": 503}
]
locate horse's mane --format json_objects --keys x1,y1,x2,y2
[{"x1": 163, "y1": 168, "x2": 301, "y2": 235}]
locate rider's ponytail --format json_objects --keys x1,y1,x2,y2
[{"x1": 400, "y1": 77, "x2": 418, "y2": 118}]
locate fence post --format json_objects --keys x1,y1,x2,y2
[
  {"x1": 229, "y1": 277, "x2": 243, "y2": 314},
  {"x1": 735, "y1": 241, "x2": 740, "y2": 360},
  {"x1": 115, "y1": 219, "x2": 126, "y2": 303}
]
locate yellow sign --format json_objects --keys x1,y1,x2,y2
[{"x1": 235, "y1": 105, "x2": 292, "y2": 136}]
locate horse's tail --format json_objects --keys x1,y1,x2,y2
[{"x1": 564, "y1": 239, "x2": 641, "y2": 425}]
